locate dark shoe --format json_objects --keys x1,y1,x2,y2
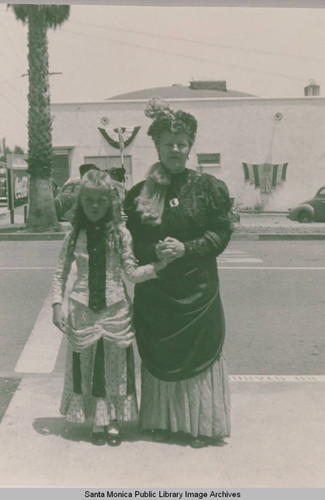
[
  {"x1": 106, "y1": 432, "x2": 122, "y2": 447},
  {"x1": 210, "y1": 436, "x2": 227, "y2": 447},
  {"x1": 106, "y1": 422, "x2": 122, "y2": 447},
  {"x1": 190, "y1": 437, "x2": 207, "y2": 449},
  {"x1": 90, "y1": 430, "x2": 106, "y2": 446},
  {"x1": 151, "y1": 429, "x2": 170, "y2": 443}
]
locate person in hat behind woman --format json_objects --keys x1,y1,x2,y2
[{"x1": 124, "y1": 97, "x2": 233, "y2": 448}]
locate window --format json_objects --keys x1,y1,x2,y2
[
  {"x1": 197, "y1": 153, "x2": 221, "y2": 176},
  {"x1": 52, "y1": 148, "x2": 73, "y2": 188},
  {"x1": 85, "y1": 155, "x2": 133, "y2": 190}
]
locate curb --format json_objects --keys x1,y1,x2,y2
[
  {"x1": 0, "y1": 231, "x2": 325, "y2": 241},
  {"x1": 0, "y1": 232, "x2": 65, "y2": 241},
  {"x1": 258, "y1": 233, "x2": 325, "y2": 241},
  {"x1": 232, "y1": 233, "x2": 325, "y2": 241}
]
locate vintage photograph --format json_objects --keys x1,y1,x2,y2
[{"x1": 0, "y1": 0, "x2": 324, "y2": 493}]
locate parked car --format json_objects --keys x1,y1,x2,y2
[
  {"x1": 288, "y1": 186, "x2": 325, "y2": 223},
  {"x1": 0, "y1": 167, "x2": 7, "y2": 203}
]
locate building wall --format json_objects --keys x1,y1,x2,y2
[{"x1": 52, "y1": 97, "x2": 325, "y2": 210}]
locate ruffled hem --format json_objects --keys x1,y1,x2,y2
[
  {"x1": 94, "y1": 398, "x2": 110, "y2": 426},
  {"x1": 66, "y1": 393, "x2": 86, "y2": 423},
  {"x1": 60, "y1": 392, "x2": 138, "y2": 426}
]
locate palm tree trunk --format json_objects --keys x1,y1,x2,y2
[
  {"x1": 26, "y1": 6, "x2": 59, "y2": 232},
  {"x1": 27, "y1": 178, "x2": 59, "y2": 232}
]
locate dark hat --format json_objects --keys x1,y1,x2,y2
[
  {"x1": 79, "y1": 163, "x2": 99, "y2": 177},
  {"x1": 105, "y1": 167, "x2": 126, "y2": 183}
]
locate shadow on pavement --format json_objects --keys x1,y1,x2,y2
[{"x1": 32, "y1": 417, "x2": 226, "y2": 447}]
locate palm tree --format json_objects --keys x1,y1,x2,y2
[{"x1": 9, "y1": 4, "x2": 70, "y2": 232}]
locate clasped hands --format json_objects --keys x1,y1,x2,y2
[
  {"x1": 53, "y1": 238, "x2": 186, "y2": 330},
  {"x1": 155, "y1": 236, "x2": 185, "y2": 266}
]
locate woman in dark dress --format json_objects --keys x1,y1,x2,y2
[{"x1": 124, "y1": 98, "x2": 233, "y2": 448}]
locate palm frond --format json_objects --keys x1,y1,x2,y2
[
  {"x1": 39, "y1": 5, "x2": 71, "y2": 29},
  {"x1": 7, "y1": 4, "x2": 29, "y2": 24},
  {"x1": 8, "y1": 4, "x2": 71, "y2": 29}
]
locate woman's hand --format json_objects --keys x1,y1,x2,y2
[
  {"x1": 52, "y1": 303, "x2": 68, "y2": 334},
  {"x1": 158, "y1": 237, "x2": 185, "y2": 259}
]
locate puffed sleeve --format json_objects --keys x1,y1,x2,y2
[
  {"x1": 183, "y1": 175, "x2": 233, "y2": 258},
  {"x1": 124, "y1": 183, "x2": 159, "y2": 264},
  {"x1": 119, "y1": 226, "x2": 159, "y2": 283},
  {"x1": 52, "y1": 230, "x2": 75, "y2": 305}
]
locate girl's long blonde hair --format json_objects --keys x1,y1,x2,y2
[{"x1": 67, "y1": 170, "x2": 123, "y2": 256}]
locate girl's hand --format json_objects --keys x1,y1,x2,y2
[
  {"x1": 154, "y1": 256, "x2": 174, "y2": 272},
  {"x1": 159, "y1": 237, "x2": 185, "y2": 259},
  {"x1": 52, "y1": 303, "x2": 68, "y2": 334}
]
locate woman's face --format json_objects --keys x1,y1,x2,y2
[
  {"x1": 157, "y1": 130, "x2": 191, "y2": 173},
  {"x1": 80, "y1": 185, "x2": 111, "y2": 223}
]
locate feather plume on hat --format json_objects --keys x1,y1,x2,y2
[{"x1": 145, "y1": 96, "x2": 198, "y2": 146}]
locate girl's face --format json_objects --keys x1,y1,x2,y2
[
  {"x1": 80, "y1": 185, "x2": 111, "y2": 223},
  {"x1": 157, "y1": 130, "x2": 191, "y2": 174}
]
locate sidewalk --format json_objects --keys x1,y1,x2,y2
[
  {"x1": 0, "y1": 371, "x2": 324, "y2": 487},
  {"x1": 1, "y1": 206, "x2": 325, "y2": 240},
  {"x1": 233, "y1": 212, "x2": 325, "y2": 240}
]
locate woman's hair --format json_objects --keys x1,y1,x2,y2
[
  {"x1": 145, "y1": 96, "x2": 198, "y2": 147},
  {"x1": 67, "y1": 170, "x2": 122, "y2": 256}
]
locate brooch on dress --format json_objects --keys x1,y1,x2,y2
[{"x1": 169, "y1": 198, "x2": 179, "y2": 208}]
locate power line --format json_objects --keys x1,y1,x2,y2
[
  {"x1": 0, "y1": 71, "x2": 26, "y2": 100},
  {"x1": 61, "y1": 28, "x2": 314, "y2": 84},
  {"x1": 1, "y1": 7, "x2": 324, "y2": 82},
  {"x1": 0, "y1": 89, "x2": 27, "y2": 119},
  {"x1": 69, "y1": 19, "x2": 325, "y2": 64},
  {"x1": 0, "y1": 75, "x2": 25, "y2": 86},
  {"x1": 2, "y1": 5, "x2": 325, "y2": 65},
  {"x1": 0, "y1": 14, "x2": 26, "y2": 68}
]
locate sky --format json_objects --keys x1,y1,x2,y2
[{"x1": 1, "y1": 3, "x2": 325, "y2": 150}]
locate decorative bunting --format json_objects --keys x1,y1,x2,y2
[
  {"x1": 242, "y1": 162, "x2": 288, "y2": 194},
  {"x1": 98, "y1": 126, "x2": 141, "y2": 150}
]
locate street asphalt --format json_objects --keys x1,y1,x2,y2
[{"x1": 0, "y1": 207, "x2": 325, "y2": 489}]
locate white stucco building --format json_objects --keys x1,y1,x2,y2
[{"x1": 51, "y1": 80, "x2": 325, "y2": 210}]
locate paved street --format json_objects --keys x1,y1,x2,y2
[
  {"x1": 0, "y1": 238, "x2": 325, "y2": 488},
  {"x1": 221, "y1": 240, "x2": 325, "y2": 375},
  {"x1": 0, "y1": 239, "x2": 324, "y2": 377}
]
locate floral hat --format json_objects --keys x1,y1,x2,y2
[{"x1": 145, "y1": 96, "x2": 198, "y2": 146}]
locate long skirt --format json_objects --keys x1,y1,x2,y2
[
  {"x1": 139, "y1": 355, "x2": 231, "y2": 438},
  {"x1": 60, "y1": 339, "x2": 138, "y2": 427}
]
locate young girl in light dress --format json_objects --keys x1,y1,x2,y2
[{"x1": 52, "y1": 170, "x2": 171, "y2": 446}]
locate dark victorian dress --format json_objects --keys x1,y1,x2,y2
[{"x1": 124, "y1": 168, "x2": 233, "y2": 438}]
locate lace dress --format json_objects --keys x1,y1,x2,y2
[
  {"x1": 52, "y1": 222, "x2": 158, "y2": 426},
  {"x1": 124, "y1": 168, "x2": 233, "y2": 438}
]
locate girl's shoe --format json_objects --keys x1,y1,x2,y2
[
  {"x1": 106, "y1": 422, "x2": 122, "y2": 447},
  {"x1": 106, "y1": 433, "x2": 122, "y2": 447},
  {"x1": 90, "y1": 429, "x2": 106, "y2": 446}
]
